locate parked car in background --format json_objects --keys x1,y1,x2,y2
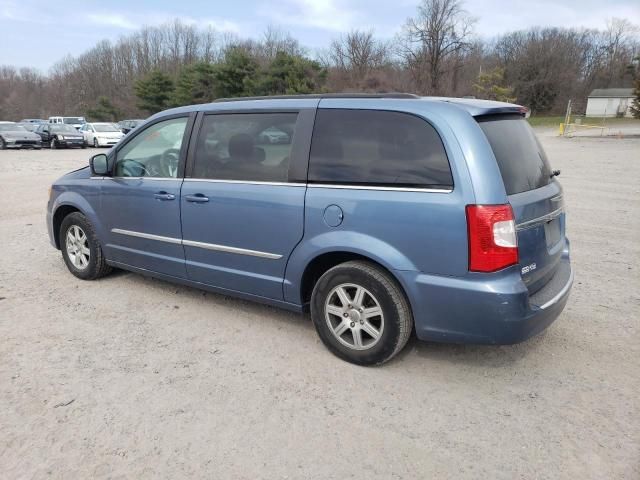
[
  {"x1": 80, "y1": 122, "x2": 124, "y2": 148},
  {"x1": 258, "y1": 126, "x2": 290, "y2": 144},
  {"x1": 118, "y1": 119, "x2": 145, "y2": 134},
  {"x1": 0, "y1": 123, "x2": 42, "y2": 149},
  {"x1": 20, "y1": 118, "x2": 47, "y2": 124},
  {"x1": 17, "y1": 122, "x2": 40, "y2": 132},
  {"x1": 48, "y1": 116, "x2": 86, "y2": 130},
  {"x1": 36, "y1": 123, "x2": 85, "y2": 149},
  {"x1": 46, "y1": 94, "x2": 573, "y2": 366}
]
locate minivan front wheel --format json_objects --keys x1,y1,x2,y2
[
  {"x1": 311, "y1": 261, "x2": 413, "y2": 365},
  {"x1": 60, "y1": 212, "x2": 112, "y2": 280}
]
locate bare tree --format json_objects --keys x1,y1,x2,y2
[{"x1": 398, "y1": 0, "x2": 476, "y2": 94}]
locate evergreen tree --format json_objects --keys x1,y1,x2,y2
[
  {"x1": 255, "y1": 52, "x2": 326, "y2": 96},
  {"x1": 214, "y1": 48, "x2": 259, "y2": 98},
  {"x1": 173, "y1": 62, "x2": 217, "y2": 106},
  {"x1": 134, "y1": 70, "x2": 174, "y2": 114},
  {"x1": 86, "y1": 96, "x2": 120, "y2": 121},
  {"x1": 473, "y1": 67, "x2": 516, "y2": 103}
]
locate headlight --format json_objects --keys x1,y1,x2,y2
[{"x1": 58, "y1": 135, "x2": 65, "y2": 140}]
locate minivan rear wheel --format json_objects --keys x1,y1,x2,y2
[
  {"x1": 311, "y1": 261, "x2": 413, "y2": 365},
  {"x1": 60, "y1": 212, "x2": 112, "y2": 280}
]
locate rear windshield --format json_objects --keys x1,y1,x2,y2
[
  {"x1": 63, "y1": 117, "x2": 84, "y2": 124},
  {"x1": 478, "y1": 115, "x2": 552, "y2": 195}
]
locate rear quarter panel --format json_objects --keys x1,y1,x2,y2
[{"x1": 284, "y1": 99, "x2": 483, "y2": 305}]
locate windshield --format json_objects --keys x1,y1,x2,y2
[
  {"x1": 94, "y1": 124, "x2": 120, "y2": 132},
  {"x1": 478, "y1": 115, "x2": 552, "y2": 195},
  {"x1": 63, "y1": 117, "x2": 84, "y2": 124},
  {"x1": 17, "y1": 123, "x2": 37, "y2": 131},
  {"x1": 0, "y1": 124, "x2": 27, "y2": 132},
  {"x1": 51, "y1": 125, "x2": 80, "y2": 133}
]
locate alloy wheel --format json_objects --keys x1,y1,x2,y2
[
  {"x1": 65, "y1": 225, "x2": 90, "y2": 270},
  {"x1": 325, "y1": 283, "x2": 384, "y2": 350}
]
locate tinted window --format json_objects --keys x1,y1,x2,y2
[
  {"x1": 51, "y1": 125, "x2": 79, "y2": 133},
  {"x1": 192, "y1": 113, "x2": 297, "y2": 182},
  {"x1": 478, "y1": 115, "x2": 552, "y2": 195},
  {"x1": 116, "y1": 117, "x2": 188, "y2": 178},
  {"x1": 308, "y1": 109, "x2": 452, "y2": 188}
]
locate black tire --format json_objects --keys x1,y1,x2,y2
[
  {"x1": 0, "y1": 137, "x2": 6, "y2": 150},
  {"x1": 60, "y1": 212, "x2": 112, "y2": 280},
  {"x1": 81, "y1": 142, "x2": 87, "y2": 149},
  {"x1": 310, "y1": 261, "x2": 413, "y2": 366},
  {"x1": 50, "y1": 138, "x2": 56, "y2": 149},
  {"x1": 93, "y1": 138, "x2": 99, "y2": 148}
]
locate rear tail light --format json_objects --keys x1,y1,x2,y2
[{"x1": 466, "y1": 204, "x2": 518, "y2": 272}]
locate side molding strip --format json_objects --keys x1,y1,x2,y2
[{"x1": 111, "y1": 228, "x2": 282, "y2": 259}]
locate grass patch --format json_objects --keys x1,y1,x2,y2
[
  {"x1": 528, "y1": 115, "x2": 640, "y2": 127},
  {"x1": 527, "y1": 116, "x2": 565, "y2": 127}
]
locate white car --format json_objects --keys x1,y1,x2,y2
[{"x1": 80, "y1": 122, "x2": 124, "y2": 148}]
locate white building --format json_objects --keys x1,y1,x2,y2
[{"x1": 585, "y1": 88, "x2": 635, "y2": 117}]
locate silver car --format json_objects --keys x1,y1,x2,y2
[{"x1": 0, "y1": 123, "x2": 42, "y2": 149}]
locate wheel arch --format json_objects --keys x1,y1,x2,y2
[
  {"x1": 295, "y1": 250, "x2": 413, "y2": 315},
  {"x1": 51, "y1": 194, "x2": 102, "y2": 250},
  {"x1": 52, "y1": 205, "x2": 83, "y2": 249}
]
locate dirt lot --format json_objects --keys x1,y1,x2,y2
[{"x1": 1, "y1": 134, "x2": 639, "y2": 479}]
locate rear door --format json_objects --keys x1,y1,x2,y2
[
  {"x1": 478, "y1": 115, "x2": 566, "y2": 292},
  {"x1": 180, "y1": 108, "x2": 314, "y2": 299}
]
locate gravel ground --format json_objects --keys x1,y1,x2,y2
[{"x1": 0, "y1": 135, "x2": 638, "y2": 479}]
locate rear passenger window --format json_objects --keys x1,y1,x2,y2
[
  {"x1": 308, "y1": 109, "x2": 453, "y2": 189},
  {"x1": 192, "y1": 113, "x2": 297, "y2": 182}
]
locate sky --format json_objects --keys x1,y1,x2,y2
[{"x1": 1, "y1": 0, "x2": 639, "y2": 71}]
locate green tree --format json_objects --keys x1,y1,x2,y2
[
  {"x1": 254, "y1": 52, "x2": 326, "y2": 96},
  {"x1": 214, "y1": 48, "x2": 259, "y2": 98},
  {"x1": 86, "y1": 96, "x2": 120, "y2": 121},
  {"x1": 134, "y1": 70, "x2": 174, "y2": 114},
  {"x1": 473, "y1": 67, "x2": 516, "y2": 103},
  {"x1": 630, "y1": 78, "x2": 640, "y2": 119},
  {"x1": 173, "y1": 62, "x2": 218, "y2": 106}
]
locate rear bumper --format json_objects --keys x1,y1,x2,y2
[{"x1": 398, "y1": 249, "x2": 573, "y2": 344}]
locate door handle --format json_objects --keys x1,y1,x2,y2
[
  {"x1": 184, "y1": 194, "x2": 209, "y2": 203},
  {"x1": 154, "y1": 191, "x2": 176, "y2": 201}
]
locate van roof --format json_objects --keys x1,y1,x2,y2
[{"x1": 155, "y1": 94, "x2": 525, "y2": 119}]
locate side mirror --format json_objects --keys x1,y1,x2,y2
[{"x1": 90, "y1": 153, "x2": 109, "y2": 176}]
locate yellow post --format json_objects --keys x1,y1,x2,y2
[{"x1": 559, "y1": 123, "x2": 565, "y2": 136}]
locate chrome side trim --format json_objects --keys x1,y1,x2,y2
[
  {"x1": 183, "y1": 178, "x2": 305, "y2": 187},
  {"x1": 538, "y1": 267, "x2": 574, "y2": 310},
  {"x1": 111, "y1": 228, "x2": 182, "y2": 244},
  {"x1": 109, "y1": 176, "x2": 180, "y2": 181},
  {"x1": 516, "y1": 207, "x2": 564, "y2": 232},
  {"x1": 182, "y1": 239, "x2": 282, "y2": 259},
  {"x1": 93, "y1": 176, "x2": 179, "y2": 181},
  {"x1": 110, "y1": 228, "x2": 282, "y2": 259},
  {"x1": 308, "y1": 184, "x2": 453, "y2": 193}
]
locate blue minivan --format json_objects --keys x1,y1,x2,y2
[{"x1": 47, "y1": 94, "x2": 573, "y2": 365}]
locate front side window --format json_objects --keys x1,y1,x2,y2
[
  {"x1": 115, "y1": 117, "x2": 188, "y2": 178},
  {"x1": 308, "y1": 109, "x2": 453, "y2": 189},
  {"x1": 192, "y1": 113, "x2": 297, "y2": 182}
]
